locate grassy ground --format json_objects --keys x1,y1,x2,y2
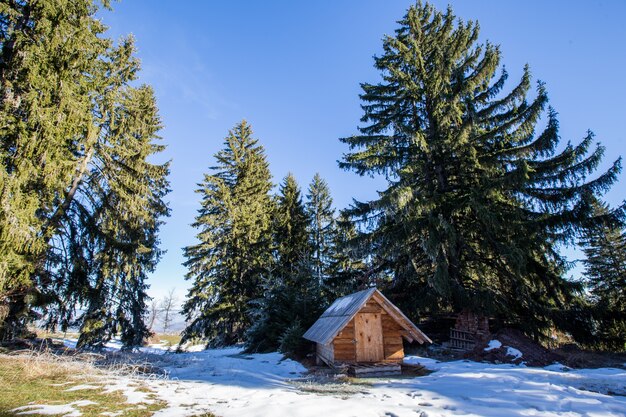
[
  {"x1": 0, "y1": 353, "x2": 165, "y2": 417},
  {"x1": 152, "y1": 333, "x2": 182, "y2": 347},
  {"x1": 0, "y1": 349, "x2": 218, "y2": 417},
  {"x1": 33, "y1": 328, "x2": 80, "y2": 340},
  {"x1": 31, "y1": 328, "x2": 183, "y2": 349}
]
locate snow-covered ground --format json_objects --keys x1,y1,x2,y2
[{"x1": 44, "y1": 340, "x2": 626, "y2": 417}]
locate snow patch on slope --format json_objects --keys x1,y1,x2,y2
[
  {"x1": 484, "y1": 339, "x2": 524, "y2": 360},
  {"x1": 506, "y1": 346, "x2": 523, "y2": 359},
  {"x1": 484, "y1": 339, "x2": 502, "y2": 351}
]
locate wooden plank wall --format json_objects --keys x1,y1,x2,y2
[
  {"x1": 333, "y1": 319, "x2": 355, "y2": 362},
  {"x1": 382, "y1": 313, "x2": 404, "y2": 362},
  {"x1": 316, "y1": 342, "x2": 334, "y2": 365},
  {"x1": 355, "y1": 312, "x2": 384, "y2": 362},
  {"x1": 330, "y1": 299, "x2": 405, "y2": 364}
]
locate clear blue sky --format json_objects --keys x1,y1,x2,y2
[{"x1": 100, "y1": 1, "x2": 625, "y2": 302}]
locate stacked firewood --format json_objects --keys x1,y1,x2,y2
[{"x1": 454, "y1": 310, "x2": 490, "y2": 341}]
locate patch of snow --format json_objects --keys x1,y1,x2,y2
[
  {"x1": 544, "y1": 363, "x2": 569, "y2": 372},
  {"x1": 181, "y1": 343, "x2": 206, "y2": 352},
  {"x1": 138, "y1": 344, "x2": 175, "y2": 354},
  {"x1": 60, "y1": 337, "x2": 124, "y2": 352},
  {"x1": 484, "y1": 340, "x2": 523, "y2": 360},
  {"x1": 143, "y1": 348, "x2": 626, "y2": 417},
  {"x1": 103, "y1": 339, "x2": 125, "y2": 351},
  {"x1": 65, "y1": 384, "x2": 100, "y2": 391},
  {"x1": 403, "y1": 355, "x2": 443, "y2": 371},
  {"x1": 61, "y1": 337, "x2": 202, "y2": 356},
  {"x1": 52, "y1": 340, "x2": 626, "y2": 417},
  {"x1": 100, "y1": 379, "x2": 155, "y2": 404},
  {"x1": 484, "y1": 339, "x2": 502, "y2": 351},
  {"x1": 12, "y1": 400, "x2": 96, "y2": 417},
  {"x1": 62, "y1": 339, "x2": 77, "y2": 349},
  {"x1": 325, "y1": 295, "x2": 355, "y2": 313},
  {"x1": 506, "y1": 347, "x2": 523, "y2": 359}
]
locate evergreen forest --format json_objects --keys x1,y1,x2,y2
[{"x1": 1, "y1": 0, "x2": 624, "y2": 355}]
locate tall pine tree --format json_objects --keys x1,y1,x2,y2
[
  {"x1": 0, "y1": 0, "x2": 170, "y2": 343},
  {"x1": 182, "y1": 121, "x2": 274, "y2": 346},
  {"x1": 0, "y1": 0, "x2": 109, "y2": 337},
  {"x1": 324, "y1": 211, "x2": 368, "y2": 301},
  {"x1": 46, "y1": 84, "x2": 171, "y2": 349},
  {"x1": 305, "y1": 173, "x2": 335, "y2": 287},
  {"x1": 274, "y1": 174, "x2": 311, "y2": 282},
  {"x1": 581, "y1": 201, "x2": 626, "y2": 350},
  {"x1": 246, "y1": 174, "x2": 322, "y2": 355},
  {"x1": 340, "y1": 3, "x2": 623, "y2": 337}
]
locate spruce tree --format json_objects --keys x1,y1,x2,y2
[
  {"x1": 324, "y1": 211, "x2": 367, "y2": 301},
  {"x1": 581, "y1": 201, "x2": 626, "y2": 350},
  {"x1": 273, "y1": 174, "x2": 311, "y2": 282},
  {"x1": 182, "y1": 121, "x2": 273, "y2": 346},
  {"x1": 245, "y1": 264, "x2": 323, "y2": 355},
  {"x1": 340, "y1": 3, "x2": 623, "y2": 336},
  {"x1": 0, "y1": 0, "x2": 110, "y2": 337},
  {"x1": 305, "y1": 173, "x2": 336, "y2": 286},
  {"x1": 74, "y1": 85, "x2": 169, "y2": 349},
  {"x1": 0, "y1": 0, "x2": 171, "y2": 343},
  {"x1": 246, "y1": 174, "x2": 322, "y2": 354},
  {"x1": 41, "y1": 61, "x2": 170, "y2": 349}
]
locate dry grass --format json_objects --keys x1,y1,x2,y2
[
  {"x1": 0, "y1": 351, "x2": 166, "y2": 417},
  {"x1": 32, "y1": 327, "x2": 80, "y2": 340},
  {"x1": 153, "y1": 333, "x2": 182, "y2": 347},
  {"x1": 4, "y1": 350, "x2": 101, "y2": 382}
]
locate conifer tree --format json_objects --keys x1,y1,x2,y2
[
  {"x1": 340, "y1": 3, "x2": 623, "y2": 336},
  {"x1": 70, "y1": 84, "x2": 169, "y2": 349},
  {"x1": 182, "y1": 121, "x2": 274, "y2": 346},
  {"x1": 305, "y1": 173, "x2": 336, "y2": 286},
  {"x1": 0, "y1": 0, "x2": 110, "y2": 337},
  {"x1": 245, "y1": 263, "x2": 323, "y2": 355},
  {"x1": 324, "y1": 212, "x2": 367, "y2": 301},
  {"x1": 273, "y1": 174, "x2": 311, "y2": 282},
  {"x1": 37, "y1": 57, "x2": 170, "y2": 349},
  {"x1": 246, "y1": 174, "x2": 322, "y2": 354},
  {"x1": 0, "y1": 0, "x2": 171, "y2": 343},
  {"x1": 581, "y1": 201, "x2": 626, "y2": 350}
]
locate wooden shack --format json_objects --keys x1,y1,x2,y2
[{"x1": 303, "y1": 288, "x2": 431, "y2": 369}]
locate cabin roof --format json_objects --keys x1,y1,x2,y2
[{"x1": 302, "y1": 287, "x2": 431, "y2": 346}]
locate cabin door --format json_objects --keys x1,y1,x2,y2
[{"x1": 355, "y1": 312, "x2": 384, "y2": 362}]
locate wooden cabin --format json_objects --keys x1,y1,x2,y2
[{"x1": 303, "y1": 288, "x2": 431, "y2": 367}]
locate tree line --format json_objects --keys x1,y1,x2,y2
[
  {"x1": 0, "y1": 1, "x2": 624, "y2": 352},
  {"x1": 181, "y1": 121, "x2": 366, "y2": 353},
  {"x1": 181, "y1": 3, "x2": 625, "y2": 353}
]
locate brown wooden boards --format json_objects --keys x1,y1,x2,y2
[
  {"x1": 316, "y1": 343, "x2": 334, "y2": 365},
  {"x1": 303, "y1": 287, "x2": 431, "y2": 347},
  {"x1": 355, "y1": 312, "x2": 384, "y2": 362},
  {"x1": 304, "y1": 287, "x2": 431, "y2": 366},
  {"x1": 381, "y1": 313, "x2": 404, "y2": 362},
  {"x1": 348, "y1": 363, "x2": 401, "y2": 377}
]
